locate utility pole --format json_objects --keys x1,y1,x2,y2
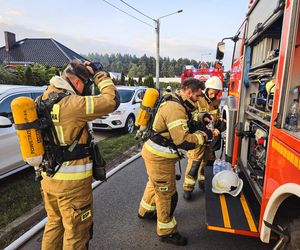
[{"x1": 155, "y1": 20, "x2": 160, "y2": 89}]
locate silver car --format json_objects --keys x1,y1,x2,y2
[{"x1": 0, "y1": 85, "x2": 45, "y2": 179}]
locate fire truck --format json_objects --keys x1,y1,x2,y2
[
  {"x1": 180, "y1": 61, "x2": 224, "y2": 85},
  {"x1": 204, "y1": 0, "x2": 300, "y2": 248}
]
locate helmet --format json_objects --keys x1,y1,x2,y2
[
  {"x1": 166, "y1": 86, "x2": 172, "y2": 92},
  {"x1": 265, "y1": 80, "x2": 275, "y2": 94},
  {"x1": 205, "y1": 76, "x2": 223, "y2": 91},
  {"x1": 212, "y1": 170, "x2": 243, "y2": 197}
]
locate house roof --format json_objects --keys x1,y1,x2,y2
[{"x1": 0, "y1": 38, "x2": 87, "y2": 67}]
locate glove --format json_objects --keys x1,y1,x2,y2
[
  {"x1": 203, "y1": 128, "x2": 213, "y2": 141},
  {"x1": 215, "y1": 119, "x2": 226, "y2": 133},
  {"x1": 83, "y1": 61, "x2": 108, "y2": 78},
  {"x1": 202, "y1": 113, "x2": 213, "y2": 125},
  {"x1": 188, "y1": 120, "x2": 205, "y2": 133}
]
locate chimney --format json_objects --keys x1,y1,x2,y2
[{"x1": 4, "y1": 31, "x2": 16, "y2": 51}]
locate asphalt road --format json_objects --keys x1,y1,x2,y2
[{"x1": 19, "y1": 157, "x2": 275, "y2": 250}]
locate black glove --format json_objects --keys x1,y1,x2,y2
[
  {"x1": 203, "y1": 128, "x2": 213, "y2": 141},
  {"x1": 202, "y1": 113, "x2": 213, "y2": 125},
  {"x1": 188, "y1": 120, "x2": 205, "y2": 133},
  {"x1": 215, "y1": 119, "x2": 227, "y2": 133}
]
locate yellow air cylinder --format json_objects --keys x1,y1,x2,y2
[
  {"x1": 135, "y1": 88, "x2": 159, "y2": 130},
  {"x1": 11, "y1": 97, "x2": 44, "y2": 167}
]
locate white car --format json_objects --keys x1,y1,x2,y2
[
  {"x1": 0, "y1": 85, "x2": 45, "y2": 179},
  {"x1": 92, "y1": 86, "x2": 147, "y2": 133}
]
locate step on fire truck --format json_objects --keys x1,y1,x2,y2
[{"x1": 205, "y1": 0, "x2": 300, "y2": 248}]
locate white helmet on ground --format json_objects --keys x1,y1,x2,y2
[
  {"x1": 205, "y1": 76, "x2": 223, "y2": 91},
  {"x1": 166, "y1": 86, "x2": 172, "y2": 92},
  {"x1": 212, "y1": 170, "x2": 243, "y2": 197}
]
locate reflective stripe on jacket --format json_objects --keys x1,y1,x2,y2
[{"x1": 41, "y1": 76, "x2": 117, "y2": 188}]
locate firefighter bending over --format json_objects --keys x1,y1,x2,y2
[
  {"x1": 138, "y1": 78, "x2": 214, "y2": 246},
  {"x1": 39, "y1": 60, "x2": 119, "y2": 249},
  {"x1": 183, "y1": 76, "x2": 226, "y2": 200}
]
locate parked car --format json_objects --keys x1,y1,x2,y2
[
  {"x1": 92, "y1": 86, "x2": 147, "y2": 133},
  {"x1": 0, "y1": 85, "x2": 45, "y2": 179}
]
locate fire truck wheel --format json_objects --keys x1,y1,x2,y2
[{"x1": 287, "y1": 218, "x2": 300, "y2": 250}]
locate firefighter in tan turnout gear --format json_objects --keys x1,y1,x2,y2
[
  {"x1": 183, "y1": 76, "x2": 226, "y2": 200},
  {"x1": 39, "y1": 60, "x2": 119, "y2": 250},
  {"x1": 138, "y1": 78, "x2": 214, "y2": 246}
]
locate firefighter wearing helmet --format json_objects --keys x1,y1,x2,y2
[
  {"x1": 138, "y1": 78, "x2": 214, "y2": 246},
  {"x1": 39, "y1": 60, "x2": 119, "y2": 249},
  {"x1": 183, "y1": 75, "x2": 226, "y2": 200}
]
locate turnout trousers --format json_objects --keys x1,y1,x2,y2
[
  {"x1": 41, "y1": 182, "x2": 93, "y2": 250},
  {"x1": 183, "y1": 145, "x2": 214, "y2": 192},
  {"x1": 138, "y1": 146, "x2": 179, "y2": 236}
]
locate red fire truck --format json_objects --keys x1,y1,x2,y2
[
  {"x1": 180, "y1": 61, "x2": 224, "y2": 85},
  {"x1": 205, "y1": 0, "x2": 300, "y2": 248}
]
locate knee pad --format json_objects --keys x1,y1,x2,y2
[
  {"x1": 189, "y1": 160, "x2": 201, "y2": 178},
  {"x1": 169, "y1": 192, "x2": 178, "y2": 217}
]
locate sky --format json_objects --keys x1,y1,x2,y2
[{"x1": 0, "y1": 0, "x2": 249, "y2": 70}]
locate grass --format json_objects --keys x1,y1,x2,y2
[
  {"x1": 0, "y1": 132, "x2": 139, "y2": 230},
  {"x1": 98, "y1": 132, "x2": 140, "y2": 162}
]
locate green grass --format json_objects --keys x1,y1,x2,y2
[
  {"x1": 98, "y1": 132, "x2": 140, "y2": 162},
  {"x1": 0, "y1": 171, "x2": 41, "y2": 228},
  {"x1": 0, "y1": 132, "x2": 140, "y2": 229}
]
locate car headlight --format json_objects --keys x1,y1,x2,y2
[{"x1": 111, "y1": 110, "x2": 125, "y2": 116}]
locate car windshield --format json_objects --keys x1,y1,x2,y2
[{"x1": 118, "y1": 89, "x2": 135, "y2": 103}]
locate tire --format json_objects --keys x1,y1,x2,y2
[
  {"x1": 287, "y1": 218, "x2": 300, "y2": 250},
  {"x1": 123, "y1": 115, "x2": 135, "y2": 134}
]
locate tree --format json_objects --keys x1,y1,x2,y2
[
  {"x1": 128, "y1": 63, "x2": 139, "y2": 78},
  {"x1": 138, "y1": 76, "x2": 143, "y2": 86},
  {"x1": 0, "y1": 65, "x2": 20, "y2": 85},
  {"x1": 24, "y1": 66, "x2": 33, "y2": 85},
  {"x1": 120, "y1": 72, "x2": 125, "y2": 85}
]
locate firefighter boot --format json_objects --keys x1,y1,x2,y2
[
  {"x1": 138, "y1": 211, "x2": 157, "y2": 221},
  {"x1": 183, "y1": 190, "x2": 192, "y2": 201},
  {"x1": 160, "y1": 232, "x2": 188, "y2": 246}
]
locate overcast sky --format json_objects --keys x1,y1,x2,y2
[{"x1": 0, "y1": 0, "x2": 249, "y2": 69}]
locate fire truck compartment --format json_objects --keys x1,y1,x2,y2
[{"x1": 205, "y1": 165, "x2": 260, "y2": 237}]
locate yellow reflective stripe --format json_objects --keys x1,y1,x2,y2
[
  {"x1": 58, "y1": 163, "x2": 93, "y2": 173},
  {"x1": 55, "y1": 126, "x2": 65, "y2": 144},
  {"x1": 209, "y1": 109, "x2": 219, "y2": 115},
  {"x1": 184, "y1": 176, "x2": 196, "y2": 185},
  {"x1": 140, "y1": 199, "x2": 156, "y2": 211},
  {"x1": 195, "y1": 133, "x2": 204, "y2": 145},
  {"x1": 240, "y1": 193, "x2": 258, "y2": 232},
  {"x1": 158, "y1": 217, "x2": 177, "y2": 229},
  {"x1": 167, "y1": 119, "x2": 187, "y2": 130},
  {"x1": 51, "y1": 104, "x2": 60, "y2": 122},
  {"x1": 85, "y1": 96, "x2": 94, "y2": 114},
  {"x1": 42, "y1": 170, "x2": 92, "y2": 180},
  {"x1": 219, "y1": 194, "x2": 231, "y2": 228},
  {"x1": 98, "y1": 79, "x2": 114, "y2": 91},
  {"x1": 145, "y1": 141, "x2": 178, "y2": 159}
]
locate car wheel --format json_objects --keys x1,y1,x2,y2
[{"x1": 123, "y1": 115, "x2": 135, "y2": 134}]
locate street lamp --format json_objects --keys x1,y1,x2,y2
[{"x1": 154, "y1": 10, "x2": 183, "y2": 89}]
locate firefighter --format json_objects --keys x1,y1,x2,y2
[
  {"x1": 138, "y1": 78, "x2": 213, "y2": 246},
  {"x1": 183, "y1": 76, "x2": 225, "y2": 200},
  {"x1": 39, "y1": 60, "x2": 119, "y2": 250}
]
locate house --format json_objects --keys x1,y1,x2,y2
[{"x1": 0, "y1": 31, "x2": 86, "y2": 67}]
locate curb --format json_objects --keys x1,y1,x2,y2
[
  {"x1": 0, "y1": 204, "x2": 46, "y2": 245},
  {"x1": 3, "y1": 151, "x2": 141, "y2": 250}
]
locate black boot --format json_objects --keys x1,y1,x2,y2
[
  {"x1": 160, "y1": 232, "x2": 188, "y2": 246},
  {"x1": 183, "y1": 190, "x2": 192, "y2": 201},
  {"x1": 138, "y1": 211, "x2": 157, "y2": 220}
]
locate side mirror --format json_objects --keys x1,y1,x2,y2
[
  {"x1": 0, "y1": 116, "x2": 13, "y2": 128},
  {"x1": 216, "y1": 42, "x2": 225, "y2": 60}
]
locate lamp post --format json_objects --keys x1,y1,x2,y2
[{"x1": 154, "y1": 10, "x2": 183, "y2": 89}]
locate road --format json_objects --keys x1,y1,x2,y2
[{"x1": 20, "y1": 157, "x2": 274, "y2": 250}]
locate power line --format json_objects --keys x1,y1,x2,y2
[
  {"x1": 101, "y1": 0, "x2": 153, "y2": 28},
  {"x1": 119, "y1": 0, "x2": 154, "y2": 21}
]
